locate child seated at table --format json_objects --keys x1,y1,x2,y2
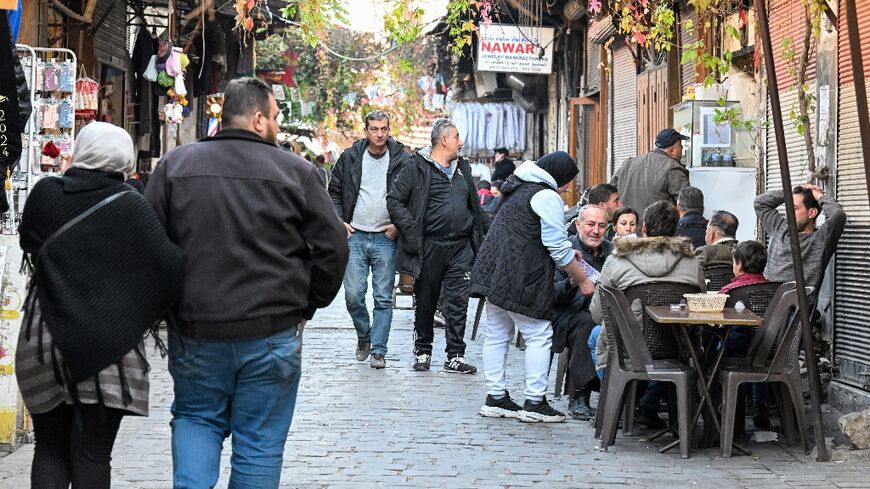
[
  {"x1": 719, "y1": 240, "x2": 768, "y2": 295},
  {"x1": 719, "y1": 239, "x2": 771, "y2": 429}
]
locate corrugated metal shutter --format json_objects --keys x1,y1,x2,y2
[
  {"x1": 611, "y1": 43, "x2": 636, "y2": 174},
  {"x1": 765, "y1": 86, "x2": 810, "y2": 192},
  {"x1": 94, "y1": 0, "x2": 129, "y2": 69},
  {"x1": 586, "y1": 37, "x2": 601, "y2": 94},
  {"x1": 833, "y1": 0, "x2": 870, "y2": 388},
  {"x1": 680, "y1": 7, "x2": 698, "y2": 91},
  {"x1": 769, "y1": 0, "x2": 816, "y2": 90}
]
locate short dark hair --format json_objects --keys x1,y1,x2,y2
[
  {"x1": 477, "y1": 180, "x2": 491, "y2": 190},
  {"x1": 364, "y1": 110, "x2": 390, "y2": 128},
  {"x1": 222, "y1": 77, "x2": 273, "y2": 128},
  {"x1": 793, "y1": 186, "x2": 822, "y2": 216},
  {"x1": 643, "y1": 200, "x2": 680, "y2": 237},
  {"x1": 709, "y1": 210, "x2": 739, "y2": 238},
  {"x1": 677, "y1": 186, "x2": 704, "y2": 213},
  {"x1": 491, "y1": 179, "x2": 504, "y2": 191},
  {"x1": 315, "y1": 155, "x2": 325, "y2": 165},
  {"x1": 495, "y1": 147, "x2": 509, "y2": 157},
  {"x1": 613, "y1": 207, "x2": 639, "y2": 224},
  {"x1": 733, "y1": 240, "x2": 767, "y2": 274},
  {"x1": 587, "y1": 183, "x2": 618, "y2": 206}
]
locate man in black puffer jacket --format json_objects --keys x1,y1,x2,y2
[
  {"x1": 470, "y1": 152, "x2": 592, "y2": 424},
  {"x1": 387, "y1": 118, "x2": 487, "y2": 374}
]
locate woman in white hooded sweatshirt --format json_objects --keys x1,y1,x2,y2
[{"x1": 470, "y1": 151, "x2": 593, "y2": 423}]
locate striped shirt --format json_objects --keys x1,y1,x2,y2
[{"x1": 15, "y1": 298, "x2": 150, "y2": 416}]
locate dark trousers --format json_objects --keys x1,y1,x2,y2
[
  {"x1": 414, "y1": 240, "x2": 474, "y2": 358},
  {"x1": 566, "y1": 311, "x2": 599, "y2": 393},
  {"x1": 30, "y1": 403, "x2": 125, "y2": 489}
]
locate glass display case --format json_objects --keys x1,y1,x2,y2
[{"x1": 673, "y1": 100, "x2": 754, "y2": 168}]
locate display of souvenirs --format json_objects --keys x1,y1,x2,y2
[
  {"x1": 75, "y1": 75, "x2": 99, "y2": 117},
  {"x1": 145, "y1": 42, "x2": 191, "y2": 126}
]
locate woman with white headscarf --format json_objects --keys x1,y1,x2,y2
[{"x1": 15, "y1": 122, "x2": 183, "y2": 488}]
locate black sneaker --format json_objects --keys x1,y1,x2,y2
[
  {"x1": 518, "y1": 397, "x2": 566, "y2": 423},
  {"x1": 444, "y1": 356, "x2": 477, "y2": 374},
  {"x1": 355, "y1": 339, "x2": 371, "y2": 361},
  {"x1": 370, "y1": 353, "x2": 386, "y2": 369},
  {"x1": 479, "y1": 392, "x2": 523, "y2": 418},
  {"x1": 413, "y1": 353, "x2": 431, "y2": 371}
]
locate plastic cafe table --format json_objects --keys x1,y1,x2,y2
[{"x1": 644, "y1": 305, "x2": 764, "y2": 455}]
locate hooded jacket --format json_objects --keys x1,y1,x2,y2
[
  {"x1": 387, "y1": 147, "x2": 487, "y2": 278},
  {"x1": 590, "y1": 235, "x2": 706, "y2": 324},
  {"x1": 329, "y1": 137, "x2": 408, "y2": 223},
  {"x1": 470, "y1": 161, "x2": 575, "y2": 319}
]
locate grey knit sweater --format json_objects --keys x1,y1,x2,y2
[{"x1": 754, "y1": 189, "x2": 847, "y2": 292}]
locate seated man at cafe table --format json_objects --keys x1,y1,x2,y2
[
  {"x1": 590, "y1": 200, "x2": 706, "y2": 429},
  {"x1": 754, "y1": 184, "x2": 846, "y2": 297},
  {"x1": 551, "y1": 205, "x2": 614, "y2": 420},
  {"x1": 694, "y1": 210, "x2": 739, "y2": 268},
  {"x1": 718, "y1": 239, "x2": 772, "y2": 429}
]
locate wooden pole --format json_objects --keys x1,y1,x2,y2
[
  {"x1": 753, "y1": 0, "x2": 829, "y2": 462},
  {"x1": 843, "y1": 0, "x2": 870, "y2": 210}
]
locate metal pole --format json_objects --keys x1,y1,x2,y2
[
  {"x1": 753, "y1": 0, "x2": 829, "y2": 462},
  {"x1": 843, "y1": 0, "x2": 870, "y2": 209}
]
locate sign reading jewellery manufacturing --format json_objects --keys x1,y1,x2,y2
[{"x1": 476, "y1": 23, "x2": 555, "y2": 75}]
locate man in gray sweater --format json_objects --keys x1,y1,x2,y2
[{"x1": 754, "y1": 184, "x2": 847, "y2": 293}]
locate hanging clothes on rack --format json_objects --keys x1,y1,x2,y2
[{"x1": 451, "y1": 101, "x2": 526, "y2": 155}]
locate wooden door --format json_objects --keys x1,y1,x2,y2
[{"x1": 567, "y1": 96, "x2": 604, "y2": 206}]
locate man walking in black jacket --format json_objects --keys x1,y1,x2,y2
[
  {"x1": 146, "y1": 77, "x2": 349, "y2": 489},
  {"x1": 387, "y1": 118, "x2": 487, "y2": 373},
  {"x1": 329, "y1": 111, "x2": 407, "y2": 369}
]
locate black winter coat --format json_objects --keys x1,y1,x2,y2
[
  {"x1": 675, "y1": 211, "x2": 708, "y2": 249},
  {"x1": 551, "y1": 236, "x2": 613, "y2": 352},
  {"x1": 386, "y1": 150, "x2": 487, "y2": 278},
  {"x1": 145, "y1": 129, "x2": 349, "y2": 337},
  {"x1": 329, "y1": 137, "x2": 408, "y2": 222}
]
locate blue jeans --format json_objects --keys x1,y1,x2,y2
[
  {"x1": 344, "y1": 231, "x2": 396, "y2": 355},
  {"x1": 169, "y1": 328, "x2": 302, "y2": 489},
  {"x1": 588, "y1": 325, "x2": 604, "y2": 380}
]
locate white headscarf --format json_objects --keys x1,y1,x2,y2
[{"x1": 71, "y1": 122, "x2": 135, "y2": 175}]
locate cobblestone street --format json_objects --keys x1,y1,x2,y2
[{"x1": 2, "y1": 292, "x2": 869, "y2": 488}]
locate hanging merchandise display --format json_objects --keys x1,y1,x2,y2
[
  {"x1": 450, "y1": 102, "x2": 527, "y2": 155},
  {"x1": 75, "y1": 73, "x2": 99, "y2": 118},
  {"x1": 149, "y1": 41, "x2": 191, "y2": 126},
  {"x1": 6, "y1": 45, "x2": 77, "y2": 233}
]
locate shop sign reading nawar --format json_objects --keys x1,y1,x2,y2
[{"x1": 476, "y1": 23, "x2": 554, "y2": 75}]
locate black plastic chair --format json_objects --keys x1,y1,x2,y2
[
  {"x1": 714, "y1": 282, "x2": 785, "y2": 435},
  {"x1": 724, "y1": 282, "x2": 785, "y2": 316},
  {"x1": 704, "y1": 265, "x2": 735, "y2": 292},
  {"x1": 594, "y1": 282, "x2": 702, "y2": 438},
  {"x1": 718, "y1": 283, "x2": 812, "y2": 457},
  {"x1": 597, "y1": 285, "x2": 696, "y2": 459}
]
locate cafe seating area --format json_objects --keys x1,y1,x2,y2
[{"x1": 594, "y1": 281, "x2": 813, "y2": 459}]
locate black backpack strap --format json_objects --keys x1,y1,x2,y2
[{"x1": 36, "y1": 190, "x2": 133, "y2": 265}]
